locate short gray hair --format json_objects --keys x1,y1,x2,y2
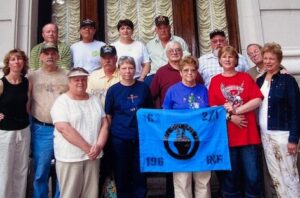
[
  {"x1": 165, "y1": 41, "x2": 182, "y2": 53},
  {"x1": 118, "y1": 56, "x2": 136, "y2": 69}
]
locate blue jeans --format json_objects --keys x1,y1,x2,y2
[
  {"x1": 110, "y1": 136, "x2": 147, "y2": 198},
  {"x1": 218, "y1": 145, "x2": 262, "y2": 198},
  {"x1": 31, "y1": 122, "x2": 60, "y2": 198}
]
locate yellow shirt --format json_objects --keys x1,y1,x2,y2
[{"x1": 87, "y1": 68, "x2": 120, "y2": 107}]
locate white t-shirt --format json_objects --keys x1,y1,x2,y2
[
  {"x1": 258, "y1": 80, "x2": 288, "y2": 134},
  {"x1": 51, "y1": 93, "x2": 105, "y2": 162},
  {"x1": 112, "y1": 40, "x2": 150, "y2": 78},
  {"x1": 71, "y1": 40, "x2": 105, "y2": 73}
]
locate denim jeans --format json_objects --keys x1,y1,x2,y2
[
  {"x1": 110, "y1": 136, "x2": 147, "y2": 198},
  {"x1": 31, "y1": 122, "x2": 60, "y2": 198},
  {"x1": 218, "y1": 145, "x2": 262, "y2": 198}
]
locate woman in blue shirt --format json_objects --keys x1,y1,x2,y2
[
  {"x1": 105, "y1": 56, "x2": 153, "y2": 198},
  {"x1": 163, "y1": 55, "x2": 211, "y2": 198}
]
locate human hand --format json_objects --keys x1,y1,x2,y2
[
  {"x1": 0, "y1": 113, "x2": 4, "y2": 121},
  {"x1": 224, "y1": 102, "x2": 235, "y2": 114},
  {"x1": 230, "y1": 114, "x2": 248, "y2": 128},
  {"x1": 287, "y1": 143, "x2": 298, "y2": 155},
  {"x1": 88, "y1": 144, "x2": 102, "y2": 160}
]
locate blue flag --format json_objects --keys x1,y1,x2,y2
[{"x1": 137, "y1": 106, "x2": 231, "y2": 172}]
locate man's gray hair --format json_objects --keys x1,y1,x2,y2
[{"x1": 165, "y1": 41, "x2": 182, "y2": 53}]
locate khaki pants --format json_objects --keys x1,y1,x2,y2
[
  {"x1": 173, "y1": 171, "x2": 211, "y2": 198},
  {"x1": 56, "y1": 159, "x2": 100, "y2": 198},
  {"x1": 0, "y1": 126, "x2": 31, "y2": 198}
]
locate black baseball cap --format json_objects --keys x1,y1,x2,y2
[
  {"x1": 155, "y1": 15, "x2": 170, "y2": 26},
  {"x1": 80, "y1": 19, "x2": 96, "y2": 29},
  {"x1": 100, "y1": 45, "x2": 117, "y2": 57}
]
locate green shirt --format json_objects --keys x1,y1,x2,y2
[{"x1": 29, "y1": 42, "x2": 72, "y2": 70}]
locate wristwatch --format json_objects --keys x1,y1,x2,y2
[{"x1": 226, "y1": 112, "x2": 232, "y2": 121}]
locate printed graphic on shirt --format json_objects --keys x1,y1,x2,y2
[
  {"x1": 220, "y1": 81, "x2": 244, "y2": 107},
  {"x1": 183, "y1": 92, "x2": 205, "y2": 109}
]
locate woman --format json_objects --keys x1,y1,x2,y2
[
  {"x1": 0, "y1": 49, "x2": 30, "y2": 198},
  {"x1": 105, "y1": 56, "x2": 153, "y2": 198},
  {"x1": 163, "y1": 55, "x2": 211, "y2": 198},
  {"x1": 112, "y1": 19, "x2": 150, "y2": 81},
  {"x1": 209, "y1": 46, "x2": 263, "y2": 197},
  {"x1": 257, "y1": 42, "x2": 300, "y2": 197},
  {"x1": 50, "y1": 67, "x2": 108, "y2": 198}
]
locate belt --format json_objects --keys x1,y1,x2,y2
[{"x1": 32, "y1": 117, "x2": 54, "y2": 127}]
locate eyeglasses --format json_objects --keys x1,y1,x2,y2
[
  {"x1": 167, "y1": 48, "x2": 182, "y2": 54},
  {"x1": 247, "y1": 49, "x2": 261, "y2": 58},
  {"x1": 211, "y1": 38, "x2": 226, "y2": 44},
  {"x1": 182, "y1": 68, "x2": 197, "y2": 73}
]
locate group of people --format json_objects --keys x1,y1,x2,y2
[{"x1": 0, "y1": 14, "x2": 299, "y2": 198}]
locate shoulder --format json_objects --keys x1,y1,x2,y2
[
  {"x1": 146, "y1": 37, "x2": 157, "y2": 47},
  {"x1": 89, "y1": 69, "x2": 103, "y2": 78},
  {"x1": 199, "y1": 53, "x2": 213, "y2": 61}
]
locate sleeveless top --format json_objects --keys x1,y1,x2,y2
[{"x1": 0, "y1": 76, "x2": 29, "y2": 130}]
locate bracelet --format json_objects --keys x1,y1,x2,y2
[{"x1": 226, "y1": 112, "x2": 232, "y2": 121}]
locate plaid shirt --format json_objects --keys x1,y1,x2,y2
[{"x1": 198, "y1": 52, "x2": 250, "y2": 87}]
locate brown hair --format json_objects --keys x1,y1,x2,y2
[
  {"x1": 117, "y1": 19, "x2": 134, "y2": 31},
  {"x1": 218, "y1": 46, "x2": 239, "y2": 67},
  {"x1": 179, "y1": 55, "x2": 199, "y2": 71},
  {"x1": 3, "y1": 49, "x2": 29, "y2": 76},
  {"x1": 262, "y1": 42, "x2": 283, "y2": 63}
]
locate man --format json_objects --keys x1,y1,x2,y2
[
  {"x1": 150, "y1": 41, "x2": 203, "y2": 198},
  {"x1": 71, "y1": 19, "x2": 106, "y2": 73},
  {"x1": 87, "y1": 45, "x2": 120, "y2": 107},
  {"x1": 87, "y1": 44, "x2": 119, "y2": 197},
  {"x1": 28, "y1": 42, "x2": 69, "y2": 198},
  {"x1": 246, "y1": 43, "x2": 264, "y2": 80},
  {"x1": 29, "y1": 23, "x2": 72, "y2": 70},
  {"x1": 151, "y1": 41, "x2": 203, "y2": 108},
  {"x1": 145, "y1": 15, "x2": 190, "y2": 85},
  {"x1": 199, "y1": 29, "x2": 250, "y2": 87}
]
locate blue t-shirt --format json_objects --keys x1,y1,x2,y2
[
  {"x1": 162, "y1": 82, "x2": 208, "y2": 109},
  {"x1": 105, "y1": 81, "x2": 153, "y2": 140}
]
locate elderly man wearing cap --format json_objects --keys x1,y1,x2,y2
[
  {"x1": 71, "y1": 19, "x2": 106, "y2": 73},
  {"x1": 145, "y1": 15, "x2": 190, "y2": 85},
  {"x1": 28, "y1": 42, "x2": 69, "y2": 198},
  {"x1": 198, "y1": 29, "x2": 250, "y2": 87},
  {"x1": 50, "y1": 67, "x2": 108, "y2": 198},
  {"x1": 87, "y1": 45, "x2": 120, "y2": 107},
  {"x1": 29, "y1": 23, "x2": 72, "y2": 70}
]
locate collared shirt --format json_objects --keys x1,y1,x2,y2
[
  {"x1": 87, "y1": 68, "x2": 120, "y2": 107},
  {"x1": 146, "y1": 35, "x2": 190, "y2": 74},
  {"x1": 199, "y1": 52, "x2": 250, "y2": 88},
  {"x1": 29, "y1": 42, "x2": 72, "y2": 70}
]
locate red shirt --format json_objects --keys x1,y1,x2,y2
[
  {"x1": 209, "y1": 72, "x2": 263, "y2": 147},
  {"x1": 150, "y1": 63, "x2": 203, "y2": 108}
]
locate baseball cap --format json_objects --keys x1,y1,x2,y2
[
  {"x1": 40, "y1": 42, "x2": 58, "y2": 54},
  {"x1": 100, "y1": 45, "x2": 117, "y2": 57},
  {"x1": 80, "y1": 18, "x2": 96, "y2": 29},
  {"x1": 155, "y1": 15, "x2": 170, "y2": 26}
]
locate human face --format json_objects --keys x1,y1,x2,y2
[
  {"x1": 40, "y1": 50, "x2": 59, "y2": 66},
  {"x1": 8, "y1": 54, "x2": 24, "y2": 73},
  {"x1": 180, "y1": 64, "x2": 197, "y2": 86},
  {"x1": 101, "y1": 55, "x2": 117, "y2": 72},
  {"x1": 263, "y1": 52, "x2": 280, "y2": 74},
  {"x1": 166, "y1": 44, "x2": 183, "y2": 62},
  {"x1": 119, "y1": 62, "x2": 135, "y2": 81},
  {"x1": 219, "y1": 52, "x2": 237, "y2": 71},
  {"x1": 211, "y1": 35, "x2": 227, "y2": 50},
  {"x1": 68, "y1": 76, "x2": 88, "y2": 95},
  {"x1": 118, "y1": 25, "x2": 133, "y2": 39},
  {"x1": 80, "y1": 26, "x2": 96, "y2": 42},
  {"x1": 155, "y1": 24, "x2": 171, "y2": 41},
  {"x1": 42, "y1": 24, "x2": 58, "y2": 43},
  {"x1": 247, "y1": 45, "x2": 262, "y2": 65}
]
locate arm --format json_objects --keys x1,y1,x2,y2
[
  {"x1": 59, "y1": 43, "x2": 72, "y2": 70},
  {"x1": 227, "y1": 98, "x2": 262, "y2": 115},
  {"x1": 54, "y1": 122, "x2": 92, "y2": 155},
  {"x1": 138, "y1": 62, "x2": 151, "y2": 81},
  {"x1": 27, "y1": 80, "x2": 32, "y2": 114},
  {"x1": 89, "y1": 116, "x2": 109, "y2": 160}
]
